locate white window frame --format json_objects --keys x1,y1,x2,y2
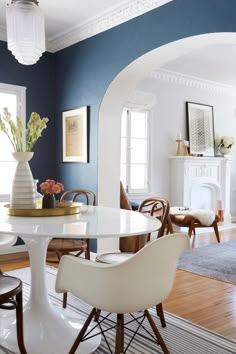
[
  {"x1": 121, "y1": 108, "x2": 150, "y2": 195},
  {"x1": 0, "y1": 83, "x2": 26, "y2": 202}
]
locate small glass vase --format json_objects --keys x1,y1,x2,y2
[
  {"x1": 42, "y1": 194, "x2": 56, "y2": 209},
  {"x1": 34, "y1": 179, "x2": 43, "y2": 208}
]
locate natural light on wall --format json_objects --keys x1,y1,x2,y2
[
  {"x1": 0, "y1": 84, "x2": 26, "y2": 201},
  {"x1": 0, "y1": 93, "x2": 17, "y2": 196}
]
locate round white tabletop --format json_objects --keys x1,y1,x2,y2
[
  {"x1": 0, "y1": 205, "x2": 161, "y2": 354},
  {"x1": 0, "y1": 205, "x2": 160, "y2": 239}
]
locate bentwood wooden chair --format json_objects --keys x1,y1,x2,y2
[
  {"x1": 47, "y1": 189, "x2": 96, "y2": 308},
  {"x1": 95, "y1": 196, "x2": 173, "y2": 327},
  {"x1": 55, "y1": 233, "x2": 190, "y2": 354},
  {"x1": 138, "y1": 197, "x2": 173, "y2": 239},
  {"x1": 0, "y1": 234, "x2": 27, "y2": 354}
]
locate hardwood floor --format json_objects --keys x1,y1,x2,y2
[
  {"x1": 1, "y1": 226, "x2": 236, "y2": 341},
  {"x1": 164, "y1": 227, "x2": 236, "y2": 341}
]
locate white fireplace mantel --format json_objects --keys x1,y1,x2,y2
[{"x1": 169, "y1": 156, "x2": 232, "y2": 223}]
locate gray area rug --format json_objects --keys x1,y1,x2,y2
[
  {"x1": 178, "y1": 240, "x2": 236, "y2": 284},
  {"x1": 3, "y1": 266, "x2": 236, "y2": 354}
]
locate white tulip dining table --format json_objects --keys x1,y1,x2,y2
[{"x1": 0, "y1": 204, "x2": 161, "y2": 354}]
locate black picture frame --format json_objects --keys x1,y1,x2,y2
[{"x1": 186, "y1": 102, "x2": 215, "y2": 156}]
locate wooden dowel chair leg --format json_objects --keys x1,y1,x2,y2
[
  {"x1": 156, "y1": 303, "x2": 166, "y2": 327},
  {"x1": 188, "y1": 220, "x2": 195, "y2": 237},
  {"x1": 94, "y1": 308, "x2": 101, "y2": 322},
  {"x1": 121, "y1": 314, "x2": 124, "y2": 353},
  {"x1": 115, "y1": 314, "x2": 123, "y2": 354},
  {"x1": 213, "y1": 221, "x2": 220, "y2": 243},
  {"x1": 63, "y1": 292, "x2": 68, "y2": 309},
  {"x1": 69, "y1": 308, "x2": 96, "y2": 354},
  {"x1": 145, "y1": 310, "x2": 170, "y2": 354}
]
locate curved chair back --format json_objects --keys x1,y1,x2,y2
[
  {"x1": 60, "y1": 189, "x2": 96, "y2": 206},
  {"x1": 56, "y1": 233, "x2": 189, "y2": 314},
  {"x1": 139, "y1": 197, "x2": 172, "y2": 239}
]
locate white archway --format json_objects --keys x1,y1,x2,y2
[{"x1": 97, "y1": 32, "x2": 236, "y2": 252}]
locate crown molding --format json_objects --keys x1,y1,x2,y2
[
  {"x1": 0, "y1": 0, "x2": 172, "y2": 52},
  {"x1": 150, "y1": 69, "x2": 236, "y2": 95},
  {"x1": 47, "y1": 0, "x2": 173, "y2": 52}
]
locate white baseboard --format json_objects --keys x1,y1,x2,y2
[{"x1": 0, "y1": 244, "x2": 28, "y2": 255}]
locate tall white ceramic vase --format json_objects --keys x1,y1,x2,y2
[{"x1": 10, "y1": 152, "x2": 36, "y2": 209}]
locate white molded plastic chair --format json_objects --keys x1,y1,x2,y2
[
  {"x1": 95, "y1": 197, "x2": 173, "y2": 327},
  {"x1": 56, "y1": 233, "x2": 190, "y2": 354},
  {"x1": 0, "y1": 234, "x2": 17, "y2": 252}
]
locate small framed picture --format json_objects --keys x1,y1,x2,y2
[
  {"x1": 186, "y1": 102, "x2": 215, "y2": 156},
  {"x1": 62, "y1": 106, "x2": 88, "y2": 163}
]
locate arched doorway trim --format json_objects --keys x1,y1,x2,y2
[{"x1": 97, "y1": 32, "x2": 236, "y2": 252}]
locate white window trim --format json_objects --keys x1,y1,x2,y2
[
  {"x1": 121, "y1": 107, "x2": 150, "y2": 195},
  {"x1": 0, "y1": 83, "x2": 26, "y2": 202},
  {"x1": 0, "y1": 82, "x2": 26, "y2": 131}
]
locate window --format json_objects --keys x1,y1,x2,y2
[
  {"x1": 0, "y1": 83, "x2": 26, "y2": 201},
  {"x1": 120, "y1": 108, "x2": 149, "y2": 194}
]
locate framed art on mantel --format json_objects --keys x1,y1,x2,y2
[
  {"x1": 186, "y1": 102, "x2": 215, "y2": 157},
  {"x1": 62, "y1": 106, "x2": 88, "y2": 163}
]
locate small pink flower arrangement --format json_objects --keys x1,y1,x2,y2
[{"x1": 40, "y1": 179, "x2": 64, "y2": 195}]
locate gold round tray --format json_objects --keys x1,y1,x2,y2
[{"x1": 4, "y1": 203, "x2": 81, "y2": 217}]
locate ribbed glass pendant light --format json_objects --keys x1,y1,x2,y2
[{"x1": 6, "y1": 0, "x2": 45, "y2": 65}]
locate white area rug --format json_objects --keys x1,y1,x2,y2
[{"x1": 1, "y1": 266, "x2": 236, "y2": 354}]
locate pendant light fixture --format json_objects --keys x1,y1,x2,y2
[{"x1": 6, "y1": 0, "x2": 45, "y2": 65}]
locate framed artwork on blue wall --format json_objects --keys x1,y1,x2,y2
[
  {"x1": 62, "y1": 106, "x2": 88, "y2": 163},
  {"x1": 186, "y1": 102, "x2": 215, "y2": 157}
]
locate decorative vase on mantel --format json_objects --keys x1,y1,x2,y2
[
  {"x1": 42, "y1": 193, "x2": 56, "y2": 209},
  {"x1": 10, "y1": 152, "x2": 36, "y2": 209},
  {"x1": 219, "y1": 146, "x2": 231, "y2": 157}
]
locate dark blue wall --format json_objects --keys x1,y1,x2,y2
[
  {"x1": 0, "y1": 40, "x2": 56, "y2": 182},
  {"x1": 1, "y1": 0, "x2": 236, "y2": 251},
  {"x1": 55, "y1": 0, "x2": 236, "y2": 191},
  {"x1": 0, "y1": 41, "x2": 56, "y2": 246},
  {"x1": 54, "y1": 0, "x2": 236, "y2": 251}
]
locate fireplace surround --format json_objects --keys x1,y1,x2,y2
[{"x1": 169, "y1": 156, "x2": 232, "y2": 223}]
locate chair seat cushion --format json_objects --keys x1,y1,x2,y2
[{"x1": 96, "y1": 252, "x2": 133, "y2": 264}]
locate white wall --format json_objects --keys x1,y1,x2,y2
[
  {"x1": 98, "y1": 34, "x2": 236, "y2": 253},
  {"x1": 136, "y1": 70, "x2": 236, "y2": 217}
]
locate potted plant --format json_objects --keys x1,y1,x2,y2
[
  {"x1": 216, "y1": 136, "x2": 235, "y2": 156},
  {"x1": 40, "y1": 179, "x2": 64, "y2": 208}
]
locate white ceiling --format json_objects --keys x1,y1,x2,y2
[
  {"x1": 162, "y1": 44, "x2": 236, "y2": 87},
  {"x1": 0, "y1": 0, "x2": 172, "y2": 52}
]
